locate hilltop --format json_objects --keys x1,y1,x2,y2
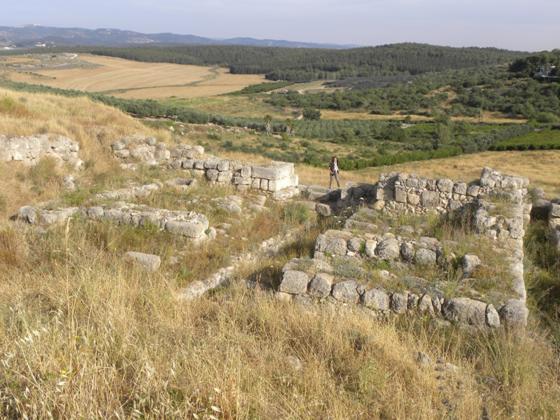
[
  {"x1": 1, "y1": 83, "x2": 560, "y2": 418},
  {"x1": 0, "y1": 25, "x2": 355, "y2": 49}
]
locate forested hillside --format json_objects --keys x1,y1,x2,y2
[
  {"x1": 268, "y1": 64, "x2": 560, "y2": 121},
  {"x1": 80, "y1": 43, "x2": 526, "y2": 82}
]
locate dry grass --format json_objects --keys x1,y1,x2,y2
[
  {"x1": 1, "y1": 87, "x2": 560, "y2": 418},
  {"x1": 0, "y1": 87, "x2": 172, "y2": 218},
  {"x1": 6, "y1": 54, "x2": 266, "y2": 99},
  {"x1": 0, "y1": 222, "x2": 559, "y2": 418},
  {"x1": 297, "y1": 150, "x2": 560, "y2": 196}
]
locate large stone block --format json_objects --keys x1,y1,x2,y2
[
  {"x1": 376, "y1": 238, "x2": 400, "y2": 260},
  {"x1": 308, "y1": 273, "x2": 333, "y2": 298},
  {"x1": 499, "y1": 299, "x2": 528, "y2": 330},
  {"x1": 394, "y1": 187, "x2": 407, "y2": 203},
  {"x1": 332, "y1": 280, "x2": 361, "y2": 303},
  {"x1": 268, "y1": 175, "x2": 298, "y2": 192},
  {"x1": 362, "y1": 288, "x2": 390, "y2": 310},
  {"x1": 124, "y1": 252, "x2": 161, "y2": 272},
  {"x1": 252, "y1": 162, "x2": 294, "y2": 180},
  {"x1": 279, "y1": 270, "x2": 310, "y2": 295},
  {"x1": 165, "y1": 220, "x2": 208, "y2": 238},
  {"x1": 442, "y1": 298, "x2": 498, "y2": 328},
  {"x1": 421, "y1": 190, "x2": 439, "y2": 208}
]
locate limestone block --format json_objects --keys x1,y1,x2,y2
[
  {"x1": 308, "y1": 273, "x2": 334, "y2": 298},
  {"x1": 499, "y1": 299, "x2": 528, "y2": 330},
  {"x1": 453, "y1": 182, "x2": 467, "y2": 195},
  {"x1": 391, "y1": 292, "x2": 409, "y2": 313},
  {"x1": 252, "y1": 162, "x2": 294, "y2": 180},
  {"x1": 421, "y1": 190, "x2": 439, "y2": 208},
  {"x1": 332, "y1": 280, "x2": 361, "y2": 304},
  {"x1": 279, "y1": 270, "x2": 310, "y2": 295},
  {"x1": 376, "y1": 238, "x2": 400, "y2": 260},
  {"x1": 407, "y1": 193, "x2": 420, "y2": 206},
  {"x1": 362, "y1": 288, "x2": 390, "y2": 310},
  {"x1": 437, "y1": 179, "x2": 454, "y2": 193},
  {"x1": 395, "y1": 187, "x2": 407, "y2": 203},
  {"x1": 124, "y1": 252, "x2": 161, "y2": 272}
]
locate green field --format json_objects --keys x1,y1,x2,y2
[{"x1": 492, "y1": 129, "x2": 560, "y2": 150}]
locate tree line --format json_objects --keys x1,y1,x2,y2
[{"x1": 53, "y1": 43, "x2": 528, "y2": 83}]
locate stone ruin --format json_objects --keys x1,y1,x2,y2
[
  {"x1": 111, "y1": 136, "x2": 299, "y2": 199},
  {"x1": 16, "y1": 202, "x2": 211, "y2": 241},
  {"x1": 0, "y1": 134, "x2": 84, "y2": 170},
  {"x1": 280, "y1": 168, "x2": 531, "y2": 330}
]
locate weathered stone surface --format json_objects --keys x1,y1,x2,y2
[
  {"x1": 316, "y1": 232, "x2": 348, "y2": 256},
  {"x1": 400, "y1": 242, "x2": 415, "y2": 262},
  {"x1": 437, "y1": 179, "x2": 454, "y2": 193},
  {"x1": 395, "y1": 187, "x2": 407, "y2": 203},
  {"x1": 467, "y1": 184, "x2": 481, "y2": 197},
  {"x1": 308, "y1": 273, "x2": 333, "y2": 298},
  {"x1": 415, "y1": 248, "x2": 437, "y2": 265},
  {"x1": 462, "y1": 254, "x2": 482, "y2": 278},
  {"x1": 279, "y1": 270, "x2": 310, "y2": 295},
  {"x1": 453, "y1": 182, "x2": 467, "y2": 195},
  {"x1": 362, "y1": 288, "x2": 390, "y2": 310},
  {"x1": 252, "y1": 162, "x2": 294, "y2": 180},
  {"x1": 364, "y1": 240, "x2": 377, "y2": 258},
  {"x1": 499, "y1": 299, "x2": 528, "y2": 330},
  {"x1": 407, "y1": 193, "x2": 420, "y2": 206},
  {"x1": 17, "y1": 206, "x2": 37, "y2": 224},
  {"x1": 421, "y1": 190, "x2": 439, "y2": 208},
  {"x1": 376, "y1": 238, "x2": 400, "y2": 260},
  {"x1": 332, "y1": 280, "x2": 361, "y2": 303},
  {"x1": 165, "y1": 220, "x2": 208, "y2": 238},
  {"x1": 124, "y1": 252, "x2": 161, "y2": 272},
  {"x1": 87, "y1": 206, "x2": 104, "y2": 219},
  {"x1": 391, "y1": 292, "x2": 409, "y2": 313},
  {"x1": 418, "y1": 294, "x2": 434, "y2": 313},
  {"x1": 315, "y1": 203, "x2": 332, "y2": 217},
  {"x1": 0, "y1": 134, "x2": 82, "y2": 168},
  {"x1": 348, "y1": 237, "x2": 363, "y2": 253},
  {"x1": 442, "y1": 298, "x2": 495, "y2": 327},
  {"x1": 550, "y1": 203, "x2": 560, "y2": 218},
  {"x1": 486, "y1": 304, "x2": 501, "y2": 328}
]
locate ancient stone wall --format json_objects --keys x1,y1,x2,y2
[
  {"x1": 0, "y1": 134, "x2": 83, "y2": 169},
  {"x1": 111, "y1": 136, "x2": 299, "y2": 198},
  {"x1": 16, "y1": 202, "x2": 211, "y2": 241},
  {"x1": 283, "y1": 168, "x2": 531, "y2": 330}
]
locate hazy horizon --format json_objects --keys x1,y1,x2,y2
[{"x1": 3, "y1": 0, "x2": 559, "y2": 51}]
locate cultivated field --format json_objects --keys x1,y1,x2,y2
[{"x1": 4, "y1": 54, "x2": 266, "y2": 99}]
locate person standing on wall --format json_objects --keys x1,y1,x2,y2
[{"x1": 329, "y1": 156, "x2": 341, "y2": 190}]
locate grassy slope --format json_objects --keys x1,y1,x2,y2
[
  {"x1": 1, "y1": 88, "x2": 560, "y2": 418},
  {"x1": 0, "y1": 87, "x2": 173, "y2": 217}
]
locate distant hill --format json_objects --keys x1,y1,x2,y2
[
  {"x1": 0, "y1": 25, "x2": 356, "y2": 49},
  {"x1": 77, "y1": 43, "x2": 529, "y2": 82}
]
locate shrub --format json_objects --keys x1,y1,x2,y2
[{"x1": 282, "y1": 202, "x2": 311, "y2": 225}]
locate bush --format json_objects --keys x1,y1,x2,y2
[
  {"x1": 303, "y1": 108, "x2": 321, "y2": 120},
  {"x1": 282, "y1": 202, "x2": 311, "y2": 225}
]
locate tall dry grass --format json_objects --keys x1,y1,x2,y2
[
  {"x1": 0, "y1": 221, "x2": 559, "y2": 418},
  {"x1": 0, "y1": 88, "x2": 172, "y2": 218}
]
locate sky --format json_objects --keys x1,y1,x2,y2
[{"x1": 2, "y1": 0, "x2": 559, "y2": 51}]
